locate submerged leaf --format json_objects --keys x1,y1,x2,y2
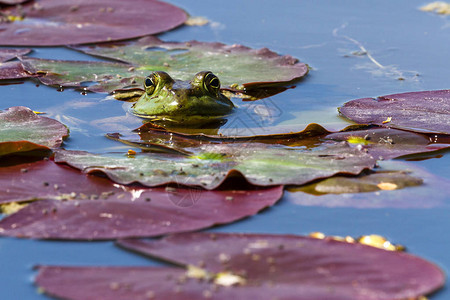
[
  {"x1": 0, "y1": 0, "x2": 187, "y2": 46},
  {"x1": 0, "y1": 159, "x2": 283, "y2": 240},
  {"x1": 0, "y1": 106, "x2": 68, "y2": 156},
  {"x1": 339, "y1": 90, "x2": 450, "y2": 134},
  {"x1": 286, "y1": 161, "x2": 450, "y2": 208},
  {"x1": 21, "y1": 36, "x2": 308, "y2": 94},
  {"x1": 38, "y1": 232, "x2": 439, "y2": 300}
]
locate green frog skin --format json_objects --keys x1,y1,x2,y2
[{"x1": 131, "y1": 71, "x2": 235, "y2": 124}]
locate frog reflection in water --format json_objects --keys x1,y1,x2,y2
[{"x1": 131, "y1": 71, "x2": 235, "y2": 124}]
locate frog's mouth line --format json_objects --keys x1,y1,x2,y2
[{"x1": 129, "y1": 107, "x2": 234, "y2": 126}]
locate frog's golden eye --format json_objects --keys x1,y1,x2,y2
[
  {"x1": 203, "y1": 72, "x2": 221, "y2": 94},
  {"x1": 144, "y1": 73, "x2": 157, "y2": 95}
]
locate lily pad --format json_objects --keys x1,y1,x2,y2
[
  {"x1": 0, "y1": 0, "x2": 29, "y2": 5},
  {"x1": 20, "y1": 36, "x2": 308, "y2": 94},
  {"x1": 286, "y1": 161, "x2": 450, "y2": 208},
  {"x1": 114, "y1": 122, "x2": 450, "y2": 160},
  {"x1": 0, "y1": 48, "x2": 32, "y2": 80},
  {"x1": 0, "y1": 106, "x2": 68, "y2": 156},
  {"x1": 339, "y1": 90, "x2": 450, "y2": 134},
  {"x1": 0, "y1": 0, "x2": 187, "y2": 46},
  {"x1": 0, "y1": 159, "x2": 283, "y2": 240},
  {"x1": 0, "y1": 61, "x2": 31, "y2": 80},
  {"x1": 34, "y1": 232, "x2": 444, "y2": 299},
  {"x1": 0, "y1": 48, "x2": 30, "y2": 62},
  {"x1": 0, "y1": 158, "x2": 151, "y2": 204},
  {"x1": 324, "y1": 125, "x2": 450, "y2": 160},
  {"x1": 0, "y1": 188, "x2": 282, "y2": 240},
  {"x1": 54, "y1": 139, "x2": 376, "y2": 190}
]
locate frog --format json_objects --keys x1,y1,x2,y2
[{"x1": 131, "y1": 71, "x2": 235, "y2": 124}]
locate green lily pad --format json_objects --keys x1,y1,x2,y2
[
  {"x1": 20, "y1": 36, "x2": 308, "y2": 94},
  {"x1": 0, "y1": 0, "x2": 187, "y2": 46},
  {"x1": 54, "y1": 138, "x2": 375, "y2": 190},
  {"x1": 0, "y1": 106, "x2": 68, "y2": 156}
]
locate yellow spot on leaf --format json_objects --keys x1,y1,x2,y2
[
  {"x1": 420, "y1": 2, "x2": 450, "y2": 14},
  {"x1": 358, "y1": 234, "x2": 405, "y2": 251},
  {"x1": 185, "y1": 16, "x2": 210, "y2": 26},
  {"x1": 1, "y1": 202, "x2": 27, "y2": 215},
  {"x1": 309, "y1": 232, "x2": 355, "y2": 243},
  {"x1": 186, "y1": 265, "x2": 211, "y2": 280},
  {"x1": 309, "y1": 232, "x2": 326, "y2": 239},
  {"x1": 6, "y1": 15, "x2": 24, "y2": 22},
  {"x1": 377, "y1": 182, "x2": 398, "y2": 190},
  {"x1": 347, "y1": 136, "x2": 372, "y2": 145},
  {"x1": 214, "y1": 272, "x2": 246, "y2": 286},
  {"x1": 382, "y1": 117, "x2": 392, "y2": 124},
  {"x1": 311, "y1": 232, "x2": 405, "y2": 251}
]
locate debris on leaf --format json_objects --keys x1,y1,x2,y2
[{"x1": 420, "y1": 2, "x2": 450, "y2": 15}]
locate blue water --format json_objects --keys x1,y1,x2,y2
[{"x1": 1, "y1": 0, "x2": 450, "y2": 298}]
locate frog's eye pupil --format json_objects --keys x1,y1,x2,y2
[
  {"x1": 209, "y1": 77, "x2": 220, "y2": 89},
  {"x1": 145, "y1": 78, "x2": 153, "y2": 87},
  {"x1": 204, "y1": 72, "x2": 220, "y2": 94}
]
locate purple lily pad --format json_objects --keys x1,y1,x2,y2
[
  {"x1": 0, "y1": 159, "x2": 283, "y2": 240},
  {"x1": 0, "y1": 61, "x2": 31, "y2": 80},
  {"x1": 0, "y1": 106, "x2": 68, "y2": 156},
  {"x1": 0, "y1": 0, "x2": 29, "y2": 4},
  {"x1": 286, "y1": 161, "x2": 450, "y2": 208},
  {"x1": 34, "y1": 232, "x2": 444, "y2": 299},
  {"x1": 0, "y1": 159, "x2": 152, "y2": 204},
  {"x1": 20, "y1": 36, "x2": 308, "y2": 94},
  {"x1": 0, "y1": 48, "x2": 30, "y2": 62},
  {"x1": 0, "y1": 0, "x2": 187, "y2": 46},
  {"x1": 0, "y1": 48, "x2": 33, "y2": 80},
  {"x1": 323, "y1": 125, "x2": 450, "y2": 160},
  {"x1": 339, "y1": 90, "x2": 450, "y2": 134},
  {"x1": 113, "y1": 122, "x2": 450, "y2": 161}
]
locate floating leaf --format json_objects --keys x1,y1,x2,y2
[
  {"x1": 114, "y1": 122, "x2": 450, "y2": 161},
  {"x1": 0, "y1": 48, "x2": 32, "y2": 80},
  {"x1": 0, "y1": 106, "x2": 68, "y2": 156},
  {"x1": 34, "y1": 232, "x2": 444, "y2": 299},
  {"x1": 0, "y1": 61, "x2": 31, "y2": 80},
  {"x1": 54, "y1": 139, "x2": 376, "y2": 190},
  {"x1": 0, "y1": 0, "x2": 29, "y2": 4},
  {"x1": 0, "y1": 159, "x2": 283, "y2": 240},
  {"x1": 324, "y1": 125, "x2": 450, "y2": 160},
  {"x1": 0, "y1": 48, "x2": 30, "y2": 62},
  {"x1": 0, "y1": 159, "x2": 149, "y2": 204},
  {"x1": 339, "y1": 90, "x2": 450, "y2": 134},
  {"x1": 0, "y1": 0, "x2": 187, "y2": 46},
  {"x1": 21, "y1": 36, "x2": 308, "y2": 94},
  {"x1": 286, "y1": 161, "x2": 450, "y2": 208}
]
